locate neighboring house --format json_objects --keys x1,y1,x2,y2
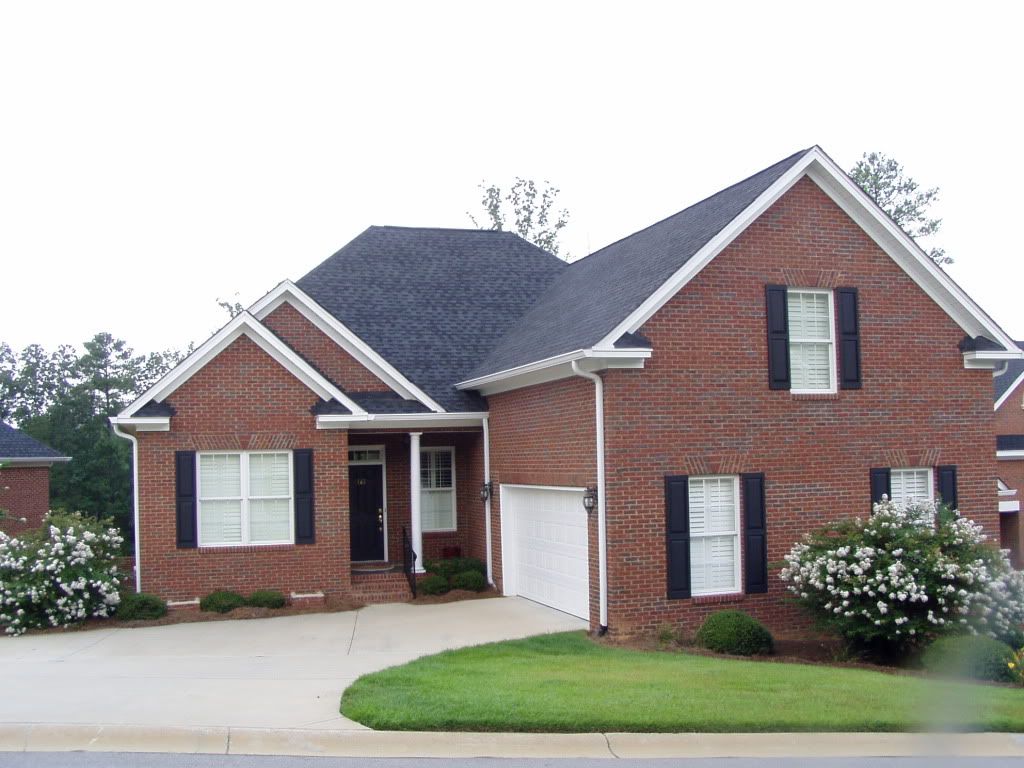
[
  {"x1": 0, "y1": 422, "x2": 70, "y2": 535},
  {"x1": 111, "y1": 146, "x2": 1021, "y2": 634},
  {"x1": 994, "y1": 343, "x2": 1024, "y2": 566}
]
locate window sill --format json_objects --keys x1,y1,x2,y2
[
  {"x1": 424, "y1": 529, "x2": 458, "y2": 535},
  {"x1": 691, "y1": 592, "x2": 746, "y2": 606},
  {"x1": 790, "y1": 392, "x2": 840, "y2": 401},
  {"x1": 196, "y1": 543, "x2": 297, "y2": 554}
]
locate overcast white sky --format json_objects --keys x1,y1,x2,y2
[{"x1": 1, "y1": 1, "x2": 1022, "y2": 355}]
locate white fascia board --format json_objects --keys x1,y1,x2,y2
[
  {"x1": 250, "y1": 280, "x2": 445, "y2": 413},
  {"x1": 119, "y1": 312, "x2": 365, "y2": 417},
  {"x1": 965, "y1": 350, "x2": 1024, "y2": 371},
  {"x1": 455, "y1": 348, "x2": 651, "y2": 392},
  {"x1": 0, "y1": 456, "x2": 72, "y2": 465},
  {"x1": 1000, "y1": 500, "x2": 1021, "y2": 513},
  {"x1": 997, "y1": 450, "x2": 1024, "y2": 460},
  {"x1": 317, "y1": 412, "x2": 488, "y2": 430},
  {"x1": 594, "y1": 147, "x2": 1020, "y2": 364},
  {"x1": 109, "y1": 416, "x2": 171, "y2": 432},
  {"x1": 995, "y1": 370, "x2": 1024, "y2": 411}
]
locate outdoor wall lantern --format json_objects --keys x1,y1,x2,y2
[
  {"x1": 479, "y1": 481, "x2": 493, "y2": 502},
  {"x1": 582, "y1": 486, "x2": 598, "y2": 513}
]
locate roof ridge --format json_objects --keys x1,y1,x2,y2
[
  {"x1": 368, "y1": 224, "x2": 518, "y2": 235},
  {"x1": 566, "y1": 148, "x2": 812, "y2": 267}
]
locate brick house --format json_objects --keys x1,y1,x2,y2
[
  {"x1": 994, "y1": 345, "x2": 1024, "y2": 565},
  {"x1": 0, "y1": 422, "x2": 70, "y2": 536},
  {"x1": 111, "y1": 146, "x2": 1021, "y2": 633}
]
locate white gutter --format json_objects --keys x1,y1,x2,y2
[
  {"x1": 456, "y1": 347, "x2": 651, "y2": 391},
  {"x1": 571, "y1": 360, "x2": 608, "y2": 632},
  {"x1": 483, "y1": 415, "x2": 493, "y2": 585},
  {"x1": 110, "y1": 423, "x2": 142, "y2": 594}
]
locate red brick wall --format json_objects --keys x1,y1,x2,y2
[
  {"x1": 994, "y1": 376, "x2": 1024, "y2": 562},
  {"x1": 135, "y1": 335, "x2": 350, "y2": 602},
  {"x1": 0, "y1": 466, "x2": 50, "y2": 536},
  {"x1": 263, "y1": 302, "x2": 393, "y2": 392},
  {"x1": 484, "y1": 176, "x2": 997, "y2": 638}
]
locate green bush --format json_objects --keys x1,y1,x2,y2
[
  {"x1": 200, "y1": 590, "x2": 246, "y2": 613},
  {"x1": 426, "y1": 557, "x2": 486, "y2": 580},
  {"x1": 694, "y1": 610, "x2": 774, "y2": 656},
  {"x1": 450, "y1": 570, "x2": 487, "y2": 592},
  {"x1": 246, "y1": 590, "x2": 286, "y2": 609},
  {"x1": 419, "y1": 573, "x2": 450, "y2": 596},
  {"x1": 116, "y1": 592, "x2": 167, "y2": 621},
  {"x1": 922, "y1": 635, "x2": 1016, "y2": 683}
]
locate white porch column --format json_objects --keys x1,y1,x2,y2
[{"x1": 409, "y1": 431, "x2": 425, "y2": 573}]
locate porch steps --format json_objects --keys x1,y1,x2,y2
[{"x1": 350, "y1": 567, "x2": 412, "y2": 603}]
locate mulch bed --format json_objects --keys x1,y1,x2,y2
[{"x1": 408, "y1": 587, "x2": 501, "y2": 605}]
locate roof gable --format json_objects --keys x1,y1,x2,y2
[
  {"x1": 0, "y1": 422, "x2": 69, "y2": 463},
  {"x1": 995, "y1": 342, "x2": 1024, "y2": 409}
]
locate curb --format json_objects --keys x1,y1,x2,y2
[{"x1": 1, "y1": 724, "x2": 1024, "y2": 758}]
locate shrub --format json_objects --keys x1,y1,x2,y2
[
  {"x1": 200, "y1": 590, "x2": 246, "y2": 613},
  {"x1": 426, "y1": 557, "x2": 486, "y2": 580},
  {"x1": 922, "y1": 635, "x2": 1016, "y2": 682},
  {"x1": 694, "y1": 610, "x2": 774, "y2": 656},
  {"x1": 450, "y1": 570, "x2": 487, "y2": 592},
  {"x1": 0, "y1": 511, "x2": 123, "y2": 636},
  {"x1": 117, "y1": 592, "x2": 167, "y2": 621},
  {"x1": 419, "y1": 573, "x2": 450, "y2": 595},
  {"x1": 246, "y1": 590, "x2": 286, "y2": 609},
  {"x1": 780, "y1": 499, "x2": 1024, "y2": 657}
]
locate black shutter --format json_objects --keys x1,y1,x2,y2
[
  {"x1": 665, "y1": 475, "x2": 691, "y2": 599},
  {"x1": 294, "y1": 449, "x2": 315, "y2": 544},
  {"x1": 765, "y1": 285, "x2": 791, "y2": 390},
  {"x1": 837, "y1": 287, "x2": 862, "y2": 389},
  {"x1": 937, "y1": 465, "x2": 958, "y2": 510},
  {"x1": 175, "y1": 451, "x2": 197, "y2": 548},
  {"x1": 742, "y1": 473, "x2": 768, "y2": 594},
  {"x1": 870, "y1": 467, "x2": 891, "y2": 510}
]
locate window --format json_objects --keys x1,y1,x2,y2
[
  {"x1": 688, "y1": 476, "x2": 740, "y2": 596},
  {"x1": 787, "y1": 289, "x2": 836, "y2": 392},
  {"x1": 198, "y1": 452, "x2": 293, "y2": 546},
  {"x1": 420, "y1": 447, "x2": 456, "y2": 532},
  {"x1": 890, "y1": 468, "x2": 933, "y2": 505},
  {"x1": 348, "y1": 448, "x2": 383, "y2": 463}
]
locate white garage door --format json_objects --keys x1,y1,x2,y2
[{"x1": 501, "y1": 485, "x2": 590, "y2": 619}]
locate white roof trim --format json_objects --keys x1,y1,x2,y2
[
  {"x1": 109, "y1": 416, "x2": 171, "y2": 432},
  {"x1": 456, "y1": 347, "x2": 651, "y2": 391},
  {"x1": 0, "y1": 456, "x2": 71, "y2": 465},
  {"x1": 995, "y1": 369, "x2": 1024, "y2": 411},
  {"x1": 119, "y1": 312, "x2": 365, "y2": 417},
  {"x1": 249, "y1": 280, "x2": 445, "y2": 413},
  {"x1": 595, "y1": 147, "x2": 1020, "y2": 362},
  {"x1": 317, "y1": 412, "x2": 488, "y2": 430}
]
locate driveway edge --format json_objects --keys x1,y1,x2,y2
[{"x1": 1, "y1": 724, "x2": 1024, "y2": 758}]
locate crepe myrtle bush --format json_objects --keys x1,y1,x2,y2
[
  {"x1": 779, "y1": 498, "x2": 1024, "y2": 657},
  {"x1": 0, "y1": 511, "x2": 123, "y2": 636}
]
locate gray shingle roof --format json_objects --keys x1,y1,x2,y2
[
  {"x1": 466, "y1": 149, "x2": 812, "y2": 379},
  {"x1": 297, "y1": 227, "x2": 567, "y2": 412},
  {"x1": 994, "y1": 342, "x2": 1024, "y2": 404},
  {"x1": 0, "y1": 422, "x2": 68, "y2": 462}
]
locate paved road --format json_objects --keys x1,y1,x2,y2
[
  {"x1": 1, "y1": 754, "x2": 1021, "y2": 767},
  {"x1": 0, "y1": 598, "x2": 584, "y2": 730}
]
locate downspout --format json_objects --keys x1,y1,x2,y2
[
  {"x1": 483, "y1": 415, "x2": 493, "y2": 585},
  {"x1": 111, "y1": 423, "x2": 142, "y2": 594},
  {"x1": 571, "y1": 360, "x2": 608, "y2": 634}
]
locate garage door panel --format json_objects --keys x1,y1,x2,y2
[{"x1": 503, "y1": 486, "x2": 589, "y2": 620}]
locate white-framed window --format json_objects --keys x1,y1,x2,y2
[
  {"x1": 787, "y1": 289, "x2": 836, "y2": 393},
  {"x1": 420, "y1": 447, "x2": 456, "y2": 532},
  {"x1": 890, "y1": 467, "x2": 934, "y2": 505},
  {"x1": 689, "y1": 475, "x2": 741, "y2": 596},
  {"x1": 349, "y1": 448, "x2": 383, "y2": 464},
  {"x1": 198, "y1": 451, "x2": 293, "y2": 547}
]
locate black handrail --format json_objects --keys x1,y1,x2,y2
[{"x1": 402, "y1": 526, "x2": 417, "y2": 598}]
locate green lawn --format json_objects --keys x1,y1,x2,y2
[{"x1": 340, "y1": 631, "x2": 1024, "y2": 732}]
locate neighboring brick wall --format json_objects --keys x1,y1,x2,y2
[
  {"x1": 135, "y1": 335, "x2": 350, "y2": 602},
  {"x1": 263, "y1": 301, "x2": 393, "y2": 392},
  {"x1": 0, "y1": 465, "x2": 51, "y2": 536},
  {"x1": 484, "y1": 176, "x2": 997, "y2": 638},
  {"x1": 994, "y1": 376, "x2": 1024, "y2": 563}
]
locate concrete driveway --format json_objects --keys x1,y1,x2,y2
[{"x1": 0, "y1": 597, "x2": 584, "y2": 731}]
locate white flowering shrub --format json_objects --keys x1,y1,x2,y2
[
  {"x1": 0, "y1": 511, "x2": 123, "y2": 636},
  {"x1": 780, "y1": 499, "x2": 1024, "y2": 656}
]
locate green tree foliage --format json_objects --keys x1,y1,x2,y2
[
  {"x1": 0, "y1": 334, "x2": 187, "y2": 542},
  {"x1": 849, "y1": 152, "x2": 950, "y2": 265},
  {"x1": 469, "y1": 178, "x2": 570, "y2": 258}
]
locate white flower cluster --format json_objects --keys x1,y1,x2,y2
[
  {"x1": 779, "y1": 498, "x2": 1024, "y2": 648},
  {"x1": 0, "y1": 513, "x2": 123, "y2": 636}
]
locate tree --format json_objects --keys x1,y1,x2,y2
[
  {"x1": 217, "y1": 294, "x2": 245, "y2": 318},
  {"x1": 469, "y1": 178, "x2": 571, "y2": 258},
  {"x1": 849, "y1": 152, "x2": 950, "y2": 265}
]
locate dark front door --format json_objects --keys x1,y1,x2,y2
[{"x1": 350, "y1": 464, "x2": 385, "y2": 561}]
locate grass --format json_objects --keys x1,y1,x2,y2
[{"x1": 340, "y1": 631, "x2": 1024, "y2": 732}]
